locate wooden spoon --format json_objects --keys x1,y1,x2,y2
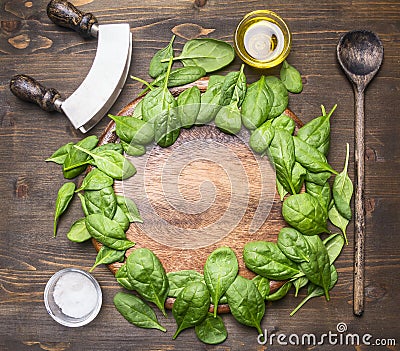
[{"x1": 337, "y1": 30, "x2": 384, "y2": 316}]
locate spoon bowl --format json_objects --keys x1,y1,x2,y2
[
  {"x1": 336, "y1": 30, "x2": 383, "y2": 317},
  {"x1": 337, "y1": 30, "x2": 383, "y2": 88}
]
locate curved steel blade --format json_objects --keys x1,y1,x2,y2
[{"x1": 60, "y1": 23, "x2": 132, "y2": 132}]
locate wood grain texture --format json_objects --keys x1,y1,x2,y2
[{"x1": 1, "y1": 0, "x2": 400, "y2": 350}]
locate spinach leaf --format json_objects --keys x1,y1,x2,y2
[
  {"x1": 131, "y1": 99, "x2": 143, "y2": 119},
  {"x1": 252, "y1": 275, "x2": 270, "y2": 299},
  {"x1": 114, "y1": 292, "x2": 166, "y2": 332},
  {"x1": 269, "y1": 128, "x2": 297, "y2": 194},
  {"x1": 229, "y1": 69, "x2": 247, "y2": 105},
  {"x1": 108, "y1": 114, "x2": 154, "y2": 145},
  {"x1": 242, "y1": 75, "x2": 273, "y2": 130},
  {"x1": 249, "y1": 119, "x2": 275, "y2": 154},
  {"x1": 195, "y1": 313, "x2": 227, "y2": 345},
  {"x1": 150, "y1": 66, "x2": 206, "y2": 89},
  {"x1": 112, "y1": 205, "x2": 130, "y2": 231},
  {"x1": 332, "y1": 143, "x2": 353, "y2": 220},
  {"x1": 172, "y1": 38, "x2": 235, "y2": 73},
  {"x1": 196, "y1": 81, "x2": 223, "y2": 124},
  {"x1": 291, "y1": 284, "x2": 324, "y2": 316},
  {"x1": 116, "y1": 195, "x2": 142, "y2": 223},
  {"x1": 300, "y1": 235, "x2": 331, "y2": 300},
  {"x1": 219, "y1": 64, "x2": 247, "y2": 107},
  {"x1": 84, "y1": 186, "x2": 117, "y2": 219},
  {"x1": 291, "y1": 162, "x2": 307, "y2": 194},
  {"x1": 144, "y1": 58, "x2": 180, "y2": 148},
  {"x1": 292, "y1": 276, "x2": 309, "y2": 297},
  {"x1": 323, "y1": 233, "x2": 345, "y2": 264},
  {"x1": 53, "y1": 182, "x2": 75, "y2": 237},
  {"x1": 76, "y1": 168, "x2": 113, "y2": 192},
  {"x1": 116, "y1": 263, "x2": 135, "y2": 290},
  {"x1": 85, "y1": 213, "x2": 135, "y2": 250},
  {"x1": 77, "y1": 193, "x2": 89, "y2": 216},
  {"x1": 277, "y1": 227, "x2": 311, "y2": 263},
  {"x1": 142, "y1": 89, "x2": 169, "y2": 124},
  {"x1": 214, "y1": 102, "x2": 242, "y2": 135},
  {"x1": 225, "y1": 276, "x2": 265, "y2": 336},
  {"x1": 306, "y1": 181, "x2": 331, "y2": 210},
  {"x1": 282, "y1": 193, "x2": 329, "y2": 235},
  {"x1": 46, "y1": 142, "x2": 73, "y2": 164},
  {"x1": 296, "y1": 105, "x2": 337, "y2": 156},
  {"x1": 290, "y1": 265, "x2": 338, "y2": 316},
  {"x1": 73, "y1": 145, "x2": 136, "y2": 180},
  {"x1": 328, "y1": 201, "x2": 349, "y2": 245},
  {"x1": 219, "y1": 295, "x2": 228, "y2": 304},
  {"x1": 243, "y1": 241, "x2": 300, "y2": 280},
  {"x1": 304, "y1": 170, "x2": 331, "y2": 185},
  {"x1": 276, "y1": 178, "x2": 288, "y2": 201},
  {"x1": 154, "y1": 106, "x2": 180, "y2": 147},
  {"x1": 177, "y1": 85, "x2": 201, "y2": 129},
  {"x1": 90, "y1": 245, "x2": 126, "y2": 272},
  {"x1": 63, "y1": 135, "x2": 98, "y2": 178},
  {"x1": 126, "y1": 248, "x2": 169, "y2": 316},
  {"x1": 66, "y1": 217, "x2": 91, "y2": 242},
  {"x1": 271, "y1": 111, "x2": 296, "y2": 134},
  {"x1": 208, "y1": 74, "x2": 225, "y2": 87},
  {"x1": 265, "y1": 76, "x2": 289, "y2": 118},
  {"x1": 149, "y1": 35, "x2": 175, "y2": 79},
  {"x1": 265, "y1": 281, "x2": 292, "y2": 301},
  {"x1": 167, "y1": 270, "x2": 205, "y2": 298},
  {"x1": 172, "y1": 281, "x2": 210, "y2": 339},
  {"x1": 120, "y1": 141, "x2": 146, "y2": 157},
  {"x1": 280, "y1": 61, "x2": 303, "y2": 93},
  {"x1": 92, "y1": 142, "x2": 124, "y2": 154},
  {"x1": 203, "y1": 247, "x2": 238, "y2": 317},
  {"x1": 293, "y1": 136, "x2": 338, "y2": 174}
]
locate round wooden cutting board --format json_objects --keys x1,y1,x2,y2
[{"x1": 93, "y1": 78, "x2": 303, "y2": 312}]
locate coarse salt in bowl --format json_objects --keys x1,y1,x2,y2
[{"x1": 44, "y1": 268, "x2": 102, "y2": 327}]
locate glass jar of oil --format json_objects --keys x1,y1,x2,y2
[{"x1": 234, "y1": 10, "x2": 292, "y2": 69}]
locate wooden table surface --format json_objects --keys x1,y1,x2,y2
[{"x1": 1, "y1": 1, "x2": 399, "y2": 350}]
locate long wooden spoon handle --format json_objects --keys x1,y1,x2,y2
[{"x1": 353, "y1": 87, "x2": 366, "y2": 316}]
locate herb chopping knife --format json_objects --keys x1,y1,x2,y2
[{"x1": 10, "y1": 0, "x2": 132, "y2": 133}]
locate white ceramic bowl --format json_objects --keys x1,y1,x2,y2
[{"x1": 44, "y1": 268, "x2": 102, "y2": 327}]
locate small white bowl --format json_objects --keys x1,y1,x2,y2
[{"x1": 44, "y1": 268, "x2": 102, "y2": 327}]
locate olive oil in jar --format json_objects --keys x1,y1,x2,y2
[
  {"x1": 243, "y1": 20, "x2": 283, "y2": 61},
  {"x1": 234, "y1": 10, "x2": 291, "y2": 69}
]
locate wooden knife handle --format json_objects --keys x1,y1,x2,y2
[
  {"x1": 10, "y1": 75, "x2": 62, "y2": 112},
  {"x1": 47, "y1": 0, "x2": 98, "y2": 38}
]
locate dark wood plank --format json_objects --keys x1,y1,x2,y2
[{"x1": 1, "y1": 0, "x2": 399, "y2": 350}]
